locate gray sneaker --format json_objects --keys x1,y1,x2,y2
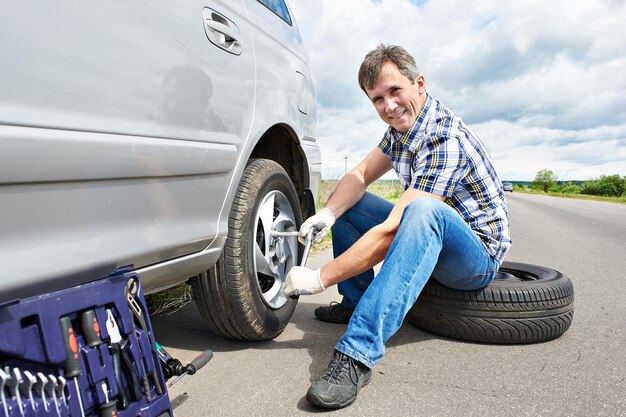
[
  {"x1": 314, "y1": 302, "x2": 354, "y2": 324},
  {"x1": 306, "y1": 350, "x2": 372, "y2": 409}
]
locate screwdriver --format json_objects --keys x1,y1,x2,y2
[
  {"x1": 59, "y1": 315, "x2": 86, "y2": 417},
  {"x1": 80, "y1": 310, "x2": 121, "y2": 416},
  {"x1": 99, "y1": 382, "x2": 118, "y2": 417},
  {"x1": 167, "y1": 350, "x2": 214, "y2": 387},
  {"x1": 80, "y1": 309, "x2": 102, "y2": 348}
]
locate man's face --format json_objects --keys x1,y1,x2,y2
[{"x1": 365, "y1": 62, "x2": 426, "y2": 132}]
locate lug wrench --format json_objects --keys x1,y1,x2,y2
[
  {"x1": 271, "y1": 228, "x2": 315, "y2": 266},
  {"x1": 272, "y1": 228, "x2": 315, "y2": 299}
]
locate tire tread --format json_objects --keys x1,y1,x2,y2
[
  {"x1": 408, "y1": 262, "x2": 574, "y2": 344},
  {"x1": 190, "y1": 159, "x2": 299, "y2": 341}
]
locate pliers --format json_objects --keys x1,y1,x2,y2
[{"x1": 105, "y1": 309, "x2": 142, "y2": 409}]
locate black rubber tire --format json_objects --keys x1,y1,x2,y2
[
  {"x1": 190, "y1": 159, "x2": 301, "y2": 341},
  {"x1": 407, "y1": 261, "x2": 574, "y2": 344}
]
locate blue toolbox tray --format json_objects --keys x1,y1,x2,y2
[{"x1": 0, "y1": 268, "x2": 172, "y2": 417}]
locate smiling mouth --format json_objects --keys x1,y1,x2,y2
[{"x1": 389, "y1": 109, "x2": 406, "y2": 120}]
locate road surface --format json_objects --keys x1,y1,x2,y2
[{"x1": 153, "y1": 192, "x2": 626, "y2": 416}]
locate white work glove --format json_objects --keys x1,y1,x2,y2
[
  {"x1": 300, "y1": 207, "x2": 336, "y2": 244},
  {"x1": 284, "y1": 267, "x2": 325, "y2": 297}
]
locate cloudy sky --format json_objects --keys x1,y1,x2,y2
[{"x1": 290, "y1": 0, "x2": 626, "y2": 181}]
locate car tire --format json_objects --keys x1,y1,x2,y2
[
  {"x1": 190, "y1": 159, "x2": 301, "y2": 341},
  {"x1": 407, "y1": 262, "x2": 574, "y2": 344}
]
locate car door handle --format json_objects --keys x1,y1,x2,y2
[
  {"x1": 203, "y1": 8, "x2": 242, "y2": 55},
  {"x1": 206, "y1": 20, "x2": 239, "y2": 43}
]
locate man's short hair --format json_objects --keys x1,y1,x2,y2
[{"x1": 358, "y1": 44, "x2": 419, "y2": 93}]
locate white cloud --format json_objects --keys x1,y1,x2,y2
[{"x1": 290, "y1": 0, "x2": 626, "y2": 180}]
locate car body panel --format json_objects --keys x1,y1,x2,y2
[{"x1": 0, "y1": 0, "x2": 319, "y2": 303}]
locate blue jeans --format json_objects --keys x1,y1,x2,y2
[{"x1": 332, "y1": 192, "x2": 500, "y2": 368}]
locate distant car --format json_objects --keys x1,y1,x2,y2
[
  {"x1": 0, "y1": 0, "x2": 320, "y2": 341},
  {"x1": 503, "y1": 182, "x2": 514, "y2": 192}
]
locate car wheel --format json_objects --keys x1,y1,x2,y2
[
  {"x1": 190, "y1": 159, "x2": 301, "y2": 340},
  {"x1": 407, "y1": 262, "x2": 574, "y2": 344}
]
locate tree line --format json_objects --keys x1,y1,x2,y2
[{"x1": 530, "y1": 169, "x2": 625, "y2": 197}]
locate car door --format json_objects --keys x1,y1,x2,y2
[{"x1": 0, "y1": 1, "x2": 255, "y2": 299}]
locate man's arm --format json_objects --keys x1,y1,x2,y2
[{"x1": 319, "y1": 187, "x2": 445, "y2": 288}]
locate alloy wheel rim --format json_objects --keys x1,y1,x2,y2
[{"x1": 252, "y1": 190, "x2": 299, "y2": 309}]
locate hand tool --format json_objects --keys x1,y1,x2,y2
[
  {"x1": 105, "y1": 309, "x2": 130, "y2": 409},
  {"x1": 120, "y1": 300, "x2": 152, "y2": 402},
  {"x1": 105, "y1": 309, "x2": 142, "y2": 407},
  {"x1": 155, "y1": 342, "x2": 173, "y2": 378},
  {"x1": 1, "y1": 368, "x2": 10, "y2": 417},
  {"x1": 167, "y1": 349, "x2": 214, "y2": 387},
  {"x1": 54, "y1": 376, "x2": 69, "y2": 417},
  {"x1": 270, "y1": 231, "x2": 300, "y2": 236},
  {"x1": 300, "y1": 228, "x2": 315, "y2": 266},
  {"x1": 80, "y1": 309, "x2": 102, "y2": 348},
  {"x1": 125, "y1": 278, "x2": 163, "y2": 397},
  {"x1": 55, "y1": 376, "x2": 67, "y2": 408},
  {"x1": 154, "y1": 342, "x2": 178, "y2": 381},
  {"x1": 83, "y1": 309, "x2": 120, "y2": 415},
  {"x1": 89, "y1": 309, "x2": 139, "y2": 406},
  {"x1": 33, "y1": 373, "x2": 49, "y2": 414},
  {"x1": 98, "y1": 382, "x2": 118, "y2": 417},
  {"x1": 6, "y1": 367, "x2": 24, "y2": 417},
  {"x1": 59, "y1": 315, "x2": 86, "y2": 417},
  {"x1": 44, "y1": 375, "x2": 61, "y2": 417},
  {"x1": 118, "y1": 338, "x2": 142, "y2": 401},
  {"x1": 18, "y1": 370, "x2": 37, "y2": 414},
  {"x1": 272, "y1": 228, "x2": 315, "y2": 266},
  {"x1": 274, "y1": 228, "x2": 315, "y2": 299}
]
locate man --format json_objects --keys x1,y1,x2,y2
[{"x1": 284, "y1": 44, "x2": 511, "y2": 409}]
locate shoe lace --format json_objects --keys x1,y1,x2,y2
[
  {"x1": 328, "y1": 302, "x2": 351, "y2": 315},
  {"x1": 322, "y1": 353, "x2": 357, "y2": 385}
]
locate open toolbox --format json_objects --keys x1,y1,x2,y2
[{"x1": 0, "y1": 267, "x2": 172, "y2": 417}]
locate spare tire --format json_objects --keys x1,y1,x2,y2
[{"x1": 407, "y1": 262, "x2": 574, "y2": 344}]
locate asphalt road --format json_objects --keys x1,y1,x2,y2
[{"x1": 153, "y1": 192, "x2": 626, "y2": 417}]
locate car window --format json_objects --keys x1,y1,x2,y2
[{"x1": 257, "y1": 0, "x2": 292, "y2": 25}]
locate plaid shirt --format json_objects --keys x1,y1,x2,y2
[{"x1": 378, "y1": 95, "x2": 511, "y2": 263}]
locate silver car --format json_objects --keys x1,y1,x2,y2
[{"x1": 0, "y1": 0, "x2": 320, "y2": 341}]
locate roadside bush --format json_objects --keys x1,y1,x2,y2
[
  {"x1": 548, "y1": 184, "x2": 561, "y2": 193},
  {"x1": 560, "y1": 184, "x2": 582, "y2": 194},
  {"x1": 386, "y1": 188, "x2": 403, "y2": 201},
  {"x1": 581, "y1": 175, "x2": 625, "y2": 197}
]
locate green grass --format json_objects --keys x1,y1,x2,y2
[
  {"x1": 318, "y1": 179, "x2": 404, "y2": 208},
  {"x1": 514, "y1": 187, "x2": 626, "y2": 204},
  {"x1": 312, "y1": 180, "x2": 404, "y2": 252}
]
